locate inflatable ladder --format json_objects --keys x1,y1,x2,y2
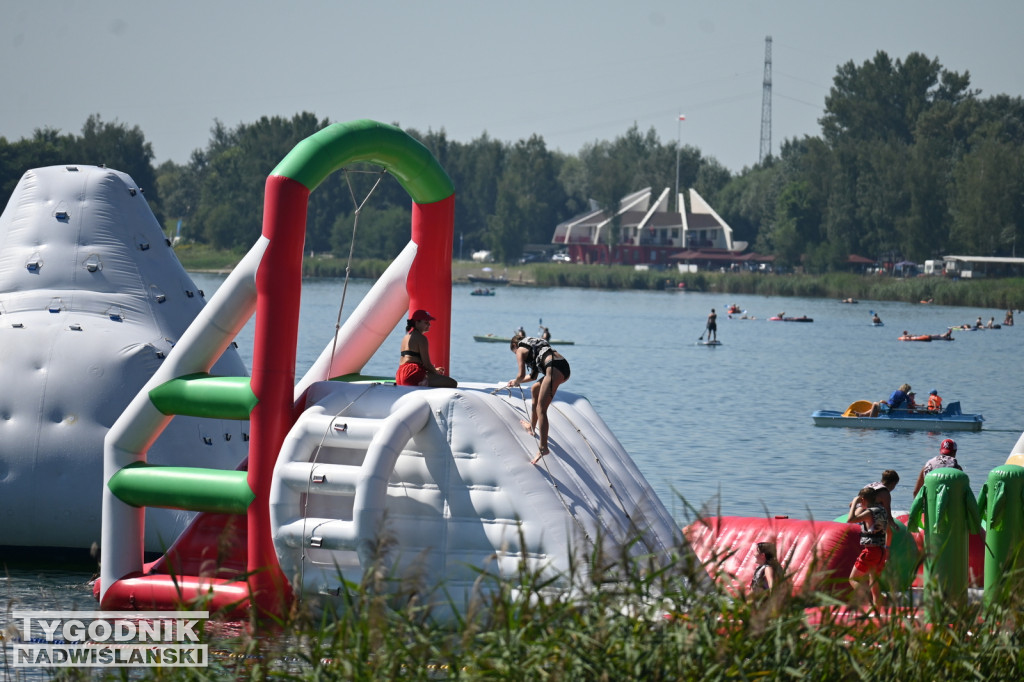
[
  {"x1": 107, "y1": 374, "x2": 256, "y2": 514},
  {"x1": 99, "y1": 373, "x2": 259, "y2": 613},
  {"x1": 271, "y1": 396, "x2": 432, "y2": 593}
]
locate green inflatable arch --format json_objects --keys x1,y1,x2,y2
[{"x1": 272, "y1": 119, "x2": 454, "y2": 202}]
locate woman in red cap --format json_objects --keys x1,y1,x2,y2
[{"x1": 396, "y1": 310, "x2": 457, "y2": 388}]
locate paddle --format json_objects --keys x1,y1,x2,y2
[{"x1": 698, "y1": 323, "x2": 708, "y2": 341}]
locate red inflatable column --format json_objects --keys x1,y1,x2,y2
[
  {"x1": 407, "y1": 194, "x2": 455, "y2": 372},
  {"x1": 247, "y1": 173, "x2": 308, "y2": 616}
]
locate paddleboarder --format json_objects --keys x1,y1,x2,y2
[{"x1": 706, "y1": 308, "x2": 718, "y2": 342}]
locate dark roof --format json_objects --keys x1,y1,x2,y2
[
  {"x1": 618, "y1": 210, "x2": 648, "y2": 226},
  {"x1": 646, "y1": 213, "x2": 685, "y2": 227},
  {"x1": 615, "y1": 210, "x2": 685, "y2": 228},
  {"x1": 686, "y1": 214, "x2": 721, "y2": 229}
]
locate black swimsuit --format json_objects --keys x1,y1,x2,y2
[
  {"x1": 401, "y1": 350, "x2": 422, "y2": 359},
  {"x1": 545, "y1": 356, "x2": 571, "y2": 380},
  {"x1": 518, "y1": 336, "x2": 571, "y2": 380}
]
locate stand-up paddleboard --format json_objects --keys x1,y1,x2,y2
[{"x1": 697, "y1": 340, "x2": 722, "y2": 346}]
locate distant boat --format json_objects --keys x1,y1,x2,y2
[
  {"x1": 467, "y1": 275, "x2": 509, "y2": 285},
  {"x1": 474, "y1": 334, "x2": 574, "y2": 345},
  {"x1": 470, "y1": 288, "x2": 495, "y2": 296}
]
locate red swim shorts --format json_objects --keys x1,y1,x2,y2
[
  {"x1": 396, "y1": 362, "x2": 428, "y2": 386},
  {"x1": 853, "y1": 545, "x2": 886, "y2": 573}
]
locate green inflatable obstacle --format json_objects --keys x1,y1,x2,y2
[
  {"x1": 978, "y1": 465, "x2": 1024, "y2": 606},
  {"x1": 908, "y1": 468, "x2": 982, "y2": 615}
]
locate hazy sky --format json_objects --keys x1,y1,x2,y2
[{"x1": 3, "y1": 1, "x2": 1022, "y2": 173}]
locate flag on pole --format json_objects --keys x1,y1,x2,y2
[{"x1": 679, "y1": 114, "x2": 686, "y2": 121}]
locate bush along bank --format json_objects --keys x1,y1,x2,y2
[{"x1": 173, "y1": 246, "x2": 1024, "y2": 310}]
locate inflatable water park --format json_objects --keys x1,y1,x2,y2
[
  {"x1": 0, "y1": 164, "x2": 250, "y2": 552},
  {"x1": 3, "y1": 119, "x2": 1024, "y2": 625},
  {"x1": 91, "y1": 120, "x2": 683, "y2": 618}
]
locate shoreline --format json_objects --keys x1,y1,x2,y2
[{"x1": 176, "y1": 250, "x2": 1024, "y2": 309}]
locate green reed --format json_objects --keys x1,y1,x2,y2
[{"x1": 38, "y1": 534, "x2": 1024, "y2": 682}]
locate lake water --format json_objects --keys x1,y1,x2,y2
[
  {"x1": 3, "y1": 274, "x2": 1022, "y2": 627},
  {"x1": 227, "y1": 274, "x2": 1020, "y2": 522}
]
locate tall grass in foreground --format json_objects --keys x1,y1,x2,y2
[{"x1": 36, "y1": 544, "x2": 1024, "y2": 681}]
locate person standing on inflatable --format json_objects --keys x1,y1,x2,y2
[
  {"x1": 847, "y1": 485, "x2": 891, "y2": 609},
  {"x1": 854, "y1": 470, "x2": 900, "y2": 527},
  {"x1": 912, "y1": 438, "x2": 962, "y2": 496},
  {"x1": 507, "y1": 332, "x2": 571, "y2": 464},
  {"x1": 396, "y1": 310, "x2": 458, "y2": 388}
]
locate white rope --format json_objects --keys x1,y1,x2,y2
[
  {"x1": 298, "y1": 167, "x2": 390, "y2": 598},
  {"x1": 297, "y1": 382, "x2": 379, "y2": 605},
  {"x1": 324, "y1": 167, "x2": 388, "y2": 381},
  {"x1": 489, "y1": 386, "x2": 596, "y2": 547},
  {"x1": 549, "y1": 402, "x2": 668, "y2": 557}
]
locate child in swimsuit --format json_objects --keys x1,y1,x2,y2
[{"x1": 847, "y1": 486, "x2": 891, "y2": 609}]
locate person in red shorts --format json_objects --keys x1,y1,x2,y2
[
  {"x1": 847, "y1": 485, "x2": 892, "y2": 609},
  {"x1": 396, "y1": 310, "x2": 457, "y2": 388}
]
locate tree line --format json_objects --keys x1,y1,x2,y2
[{"x1": 2, "y1": 51, "x2": 1022, "y2": 272}]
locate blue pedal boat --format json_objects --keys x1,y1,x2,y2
[{"x1": 811, "y1": 401, "x2": 984, "y2": 431}]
